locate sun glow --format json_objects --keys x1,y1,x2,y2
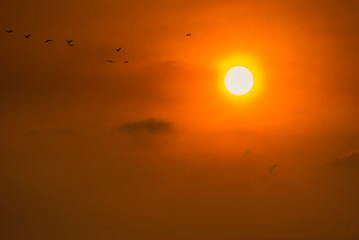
[
  {"x1": 224, "y1": 66, "x2": 254, "y2": 95},
  {"x1": 217, "y1": 56, "x2": 263, "y2": 101}
]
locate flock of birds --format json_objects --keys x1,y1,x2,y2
[
  {"x1": 4, "y1": 29, "x2": 192, "y2": 64},
  {"x1": 4, "y1": 29, "x2": 278, "y2": 177}
]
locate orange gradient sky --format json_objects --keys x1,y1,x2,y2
[{"x1": 1, "y1": 0, "x2": 359, "y2": 240}]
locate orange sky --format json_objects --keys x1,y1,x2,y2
[{"x1": 1, "y1": 0, "x2": 359, "y2": 239}]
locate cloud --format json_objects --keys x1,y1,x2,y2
[
  {"x1": 332, "y1": 152, "x2": 359, "y2": 169},
  {"x1": 120, "y1": 118, "x2": 172, "y2": 134},
  {"x1": 329, "y1": 152, "x2": 359, "y2": 187}
]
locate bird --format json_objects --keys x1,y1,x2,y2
[
  {"x1": 124, "y1": 61, "x2": 129, "y2": 63},
  {"x1": 186, "y1": 33, "x2": 191, "y2": 37},
  {"x1": 24, "y1": 34, "x2": 31, "y2": 38},
  {"x1": 106, "y1": 60, "x2": 114, "y2": 63},
  {"x1": 68, "y1": 44, "x2": 75, "y2": 47},
  {"x1": 268, "y1": 164, "x2": 278, "y2": 173},
  {"x1": 45, "y1": 39, "x2": 53, "y2": 43},
  {"x1": 65, "y1": 39, "x2": 73, "y2": 43},
  {"x1": 115, "y1": 48, "x2": 121, "y2": 52},
  {"x1": 5, "y1": 30, "x2": 14, "y2": 33}
]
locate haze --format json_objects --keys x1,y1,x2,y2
[{"x1": 1, "y1": 0, "x2": 359, "y2": 239}]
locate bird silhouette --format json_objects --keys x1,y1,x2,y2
[
  {"x1": 268, "y1": 164, "x2": 278, "y2": 173},
  {"x1": 186, "y1": 33, "x2": 191, "y2": 37},
  {"x1": 5, "y1": 27, "x2": 134, "y2": 65}
]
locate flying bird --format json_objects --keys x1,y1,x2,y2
[
  {"x1": 115, "y1": 48, "x2": 122, "y2": 52},
  {"x1": 5, "y1": 30, "x2": 14, "y2": 33},
  {"x1": 124, "y1": 61, "x2": 129, "y2": 63},
  {"x1": 65, "y1": 39, "x2": 73, "y2": 43},
  {"x1": 24, "y1": 34, "x2": 31, "y2": 38},
  {"x1": 45, "y1": 39, "x2": 53, "y2": 43},
  {"x1": 186, "y1": 33, "x2": 191, "y2": 37},
  {"x1": 268, "y1": 164, "x2": 278, "y2": 173},
  {"x1": 106, "y1": 60, "x2": 115, "y2": 63}
]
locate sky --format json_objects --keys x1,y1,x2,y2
[{"x1": 1, "y1": 0, "x2": 359, "y2": 239}]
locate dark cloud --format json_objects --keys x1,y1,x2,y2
[
  {"x1": 332, "y1": 153, "x2": 359, "y2": 169},
  {"x1": 330, "y1": 153, "x2": 359, "y2": 184},
  {"x1": 120, "y1": 118, "x2": 172, "y2": 134}
]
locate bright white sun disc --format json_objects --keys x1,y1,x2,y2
[{"x1": 224, "y1": 66, "x2": 254, "y2": 95}]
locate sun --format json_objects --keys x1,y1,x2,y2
[{"x1": 224, "y1": 66, "x2": 254, "y2": 95}]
